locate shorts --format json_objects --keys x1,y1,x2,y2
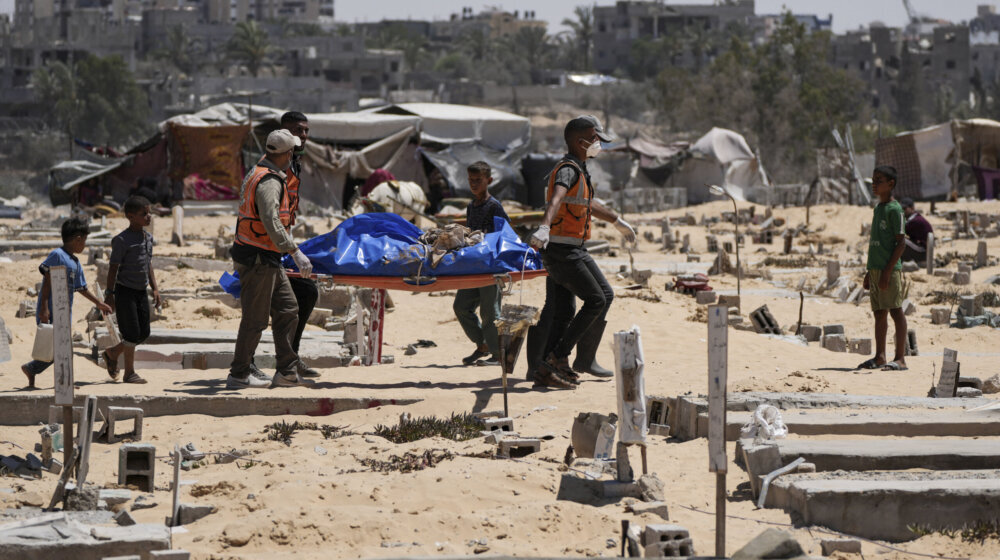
[{"x1": 868, "y1": 269, "x2": 907, "y2": 311}]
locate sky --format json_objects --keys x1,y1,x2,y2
[{"x1": 0, "y1": 0, "x2": 992, "y2": 33}]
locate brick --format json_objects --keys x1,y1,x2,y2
[
  {"x1": 821, "y1": 538, "x2": 862, "y2": 555},
  {"x1": 102, "y1": 406, "x2": 144, "y2": 443},
  {"x1": 497, "y1": 438, "x2": 540, "y2": 458}
]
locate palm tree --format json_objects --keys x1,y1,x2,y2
[
  {"x1": 31, "y1": 61, "x2": 81, "y2": 133},
  {"x1": 155, "y1": 25, "x2": 203, "y2": 76},
  {"x1": 561, "y1": 6, "x2": 593, "y2": 71},
  {"x1": 514, "y1": 26, "x2": 552, "y2": 84},
  {"x1": 226, "y1": 21, "x2": 278, "y2": 77},
  {"x1": 458, "y1": 28, "x2": 494, "y2": 63}
]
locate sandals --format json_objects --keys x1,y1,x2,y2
[
  {"x1": 855, "y1": 358, "x2": 882, "y2": 370},
  {"x1": 881, "y1": 361, "x2": 908, "y2": 371},
  {"x1": 102, "y1": 350, "x2": 119, "y2": 380}
]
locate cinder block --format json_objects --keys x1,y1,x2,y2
[
  {"x1": 645, "y1": 396, "x2": 670, "y2": 426},
  {"x1": 103, "y1": 406, "x2": 144, "y2": 443},
  {"x1": 118, "y1": 443, "x2": 156, "y2": 492},
  {"x1": 823, "y1": 334, "x2": 847, "y2": 353},
  {"x1": 849, "y1": 338, "x2": 872, "y2": 355},
  {"x1": 643, "y1": 539, "x2": 695, "y2": 557},
  {"x1": 799, "y1": 325, "x2": 821, "y2": 342},
  {"x1": 481, "y1": 417, "x2": 514, "y2": 432},
  {"x1": 497, "y1": 438, "x2": 540, "y2": 458},
  {"x1": 953, "y1": 271, "x2": 971, "y2": 285},
  {"x1": 959, "y1": 294, "x2": 984, "y2": 317},
  {"x1": 822, "y1": 324, "x2": 845, "y2": 336},
  {"x1": 931, "y1": 308, "x2": 952, "y2": 325},
  {"x1": 695, "y1": 290, "x2": 717, "y2": 304},
  {"x1": 643, "y1": 523, "x2": 690, "y2": 547}
]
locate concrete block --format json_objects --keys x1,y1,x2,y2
[
  {"x1": 150, "y1": 551, "x2": 191, "y2": 560},
  {"x1": 646, "y1": 396, "x2": 670, "y2": 426},
  {"x1": 118, "y1": 443, "x2": 155, "y2": 492},
  {"x1": 695, "y1": 290, "x2": 717, "y2": 304},
  {"x1": 931, "y1": 308, "x2": 952, "y2": 325},
  {"x1": 799, "y1": 325, "x2": 821, "y2": 342},
  {"x1": 953, "y1": 271, "x2": 971, "y2": 285},
  {"x1": 822, "y1": 324, "x2": 844, "y2": 336},
  {"x1": 102, "y1": 406, "x2": 143, "y2": 443},
  {"x1": 823, "y1": 334, "x2": 847, "y2": 352},
  {"x1": 481, "y1": 417, "x2": 514, "y2": 432},
  {"x1": 99, "y1": 489, "x2": 132, "y2": 506},
  {"x1": 902, "y1": 299, "x2": 916, "y2": 315},
  {"x1": 976, "y1": 240, "x2": 988, "y2": 268},
  {"x1": 848, "y1": 338, "x2": 872, "y2": 355},
  {"x1": 749, "y1": 305, "x2": 781, "y2": 335},
  {"x1": 796, "y1": 462, "x2": 816, "y2": 473},
  {"x1": 984, "y1": 374, "x2": 1000, "y2": 394},
  {"x1": 958, "y1": 376, "x2": 983, "y2": 390},
  {"x1": 497, "y1": 438, "x2": 541, "y2": 458},
  {"x1": 826, "y1": 260, "x2": 840, "y2": 284},
  {"x1": 957, "y1": 387, "x2": 983, "y2": 398},
  {"x1": 643, "y1": 523, "x2": 690, "y2": 547},
  {"x1": 717, "y1": 294, "x2": 740, "y2": 311},
  {"x1": 934, "y1": 269, "x2": 952, "y2": 277},
  {"x1": 959, "y1": 294, "x2": 984, "y2": 317},
  {"x1": 821, "y1": 538, "x2": 862, "y2": 555},
  {"x1": 648, "y1": 423, "x2": 670, "y2": 436},
  {"x1": 174, "y1": 503, "x2": 216, "y2": 525},
  {"x1": 958, "y1": 262, "x2": 973, "y2": 274},
  {"x1": 49, "y1": 405, "x2": 84, "y2": 425},
  {"x1": 732, "y1": 528, "x2": 803, "y2": 560},
  {"x1": 643, "y1": 539, "x2": 695, "y2": 557}
]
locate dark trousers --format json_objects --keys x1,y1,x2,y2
[
  {"x1": 528, "y1": 243, "x2": 613, "y2": 361},
  {"x1": 453, "y1": 285, "x2": 501, "y2": 356},
  {"x1": 115, "y1": 285, "x2": 151, "y2": 347},
  {"x1": 289, "y1": 276, "x2": 319, "y2": 353},
  {"x1": 902, "y1": 244, "x2": 926, "y2": 264},
  {"x1": 231, "y1": 262, "x2": 299, "y2": 375}
]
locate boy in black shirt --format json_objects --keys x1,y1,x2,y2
[{"x1": 454, "y1": 162, "x2": 509, "y2": 366}]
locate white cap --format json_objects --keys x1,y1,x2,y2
[{"x1": 265, "y1": 129, "x2": 301, "y2": 154}]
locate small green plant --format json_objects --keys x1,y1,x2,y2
[
  {"x1": 263, "y1": 420, "x2": 351, "y2": 445},
  {"x1": 761, "y1": 255, "x2": 815, "y2": 268},
  {"x1": 357, "y1": 449, "x2": 455, "y2": 473},
  {"x1": 371, "y1": 413, "x2": 484, "y2": 444},
  {"x1": 908, "y1": 520, "x2": 1000, "y2": 543}
]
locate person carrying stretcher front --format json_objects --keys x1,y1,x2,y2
[
  {"x1": 526, "y1": 115, "x2": 636, "y2": 389},
  {"x1": 227, "y1": 129, "x2": 315, "y2": 389}
]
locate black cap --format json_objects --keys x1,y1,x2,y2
[
  {"x1": 565, "y1": 114, "x2": 615, "y2": 142},
  {"x1": 899, "y1": 197, "x2": 915, "y2": 209}
]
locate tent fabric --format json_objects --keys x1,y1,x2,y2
[
  {"x1": 305, "y1": 112, "x2": 422, "y2": 143},
  {"x1": 376, "y1": 103, "x2": 530, "y2": 151},
  {"x1": 160, "y1": 102, "x2": 284, "y2": 130},
  {"x1": 421, "y1": 140, "x2": 529, "y2": 201},
  {"x1": 167, "y1": 123, "x2": 250, "y2": 190},
  {"x1": 690, "y1": 127, "x2": 755, "y2": 165},
  {"x1": 875, "y1": 122, "x2": 953, "y2": 200}
]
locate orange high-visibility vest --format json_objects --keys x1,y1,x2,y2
[
  {"x1": 234, "y1": 164, "x2": 292, "y2": 254},
  {"x1": 546, "y1": 159, "x2": 592, "y2": 246},
  {"x1": 286, "y1": 165, "x2": 300, "y2": 226}
]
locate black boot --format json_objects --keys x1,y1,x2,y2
[{"x1": 572, "y1": 320, "x2": 613, "y2": 378}]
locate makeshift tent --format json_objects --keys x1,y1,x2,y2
[
  {"x1": 875, "y1": 122, "x2": 954, "y2": 200},
  {"x1": 668, "y1": 127, "x2": 769, "y2": 204}
]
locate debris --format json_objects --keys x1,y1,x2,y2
[
  {"x1": 174, "y1": 503, "x2": 216, "y2": 525},
  {"x1": 637, "y1": 474, "x2": 666, "y2": 502},
  {"x1": 820, "y1": 538, "x2": 862, "y2": 556},
  {"x1": 983, "y1": 374, "x2": 1000, "y2": 394},
  {"x1": 114, "y1": 509, "x2": 137, "y2": 526},
  {"x1": 732, "y1": 528, "x2": 804, "y2": 560},
  {"x1": 626, "y1": 501, "x2": 670, "y2": 520},
  {"x1": 222, "y1": 522, "x2": 254, "y2": 547},
  {"x1": 178, "y1": 443, "x2": 204, "y2": 462}
]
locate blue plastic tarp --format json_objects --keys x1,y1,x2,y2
[{"x1": 220, "y1": 213, "x2": 542, "y2": 297}]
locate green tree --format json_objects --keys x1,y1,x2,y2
[
  {"x1": 561, "y1": 6, "x2": 594, "y2": 71},
  {"x1": 511, "y1": 26, "x2": 553, "y2": 85},
  {"x1": 154, "y1": 25, "x2": 203, "y2": 76},
  {"x1": 434, "y1": 52, "x2": 471, "y2": 79},
  {"x1": 31, "y1": 55, "x2": 150, "y2": 147},
  {"x1": 226, "y1": 21, "x2": 278, "y2": 77}
]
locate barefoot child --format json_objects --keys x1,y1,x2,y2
[
  {"x1": 103, "y1": 196, "x2": 160, "y2": 383},
  {"x1": 454, "y1": 161, "x2": 509, "y2": 367},
  {"x1": 21, "y1": 217, "x2": 112, "y2": 387},
  {"x1": 858, "y1": 166, "x2": 909, "y2": 371}
]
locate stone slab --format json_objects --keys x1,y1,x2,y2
[
  {"x1": 129, "y1": 342, "x2": 348, "y2": 370},
  {"x1": 752, "y1": 438, "x2": 1000, "y2": 472},
  {"x1": 720, "y1": 409, "x2": 1000, "y2": 440},
  {"x1": 767, "y1": 471, "x2": 1000, "y2": 542},
  {"x1": 0, "y1": 395, "x2": 421, "y2": 426},
  {"x1": 0, "y1": 520, "x2": 169, "y2": 560}
]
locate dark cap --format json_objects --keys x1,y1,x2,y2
[
  {"x1": 565, "y1": 114, "x2": 615, "y2": 142},
  {"x1": 899, "y1": 197, "x2": 915, "y2": 209}
]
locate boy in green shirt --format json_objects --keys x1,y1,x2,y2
[{"x1": 858, "y1": 165, "x2": 908, "y2": 371}]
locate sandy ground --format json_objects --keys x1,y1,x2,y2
[{"x1": 1, "y1": 201, "x2": 999, "y2": 559}]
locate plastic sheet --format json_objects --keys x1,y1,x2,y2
[{"x1": 739, "y1": 404, "x2": 788, "y2": 443}]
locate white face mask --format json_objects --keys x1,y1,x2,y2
[{"x1": 585, "y1": 139, "x2": 602, "y2": 159}]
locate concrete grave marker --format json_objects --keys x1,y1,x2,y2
[
  {"x1": 50, "y1": 266, "x2": 74, "y2": 405},
  {"x1": 936, "y1": 348, "x2": 960, "y2": 398},
  {"x1": 826, "y1": 260, "x2": 840, "y2": 286},
  {"x1": 707, "y1": 304, "x2": 728, "y2": 558},
  {"x1": 976, "y1": 240, "x2": 987, "y2": 268},
  {"x1": 170, "y1": 205, "x2": 185, "y2": 246},
  {"x1": 926, "y1": 232, "x2": 935, "y2": 274}
]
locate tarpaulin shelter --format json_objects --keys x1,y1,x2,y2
[
  {"x1": 666, "y1": 127, "x2": 769, "y2": 204},
  {"x1": 874, "y1": 122, "x2": 954, "y2": 200}
]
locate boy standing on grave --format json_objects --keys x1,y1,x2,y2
[
  {"x1": 857, "y1": 166, "x2": 908, "y2": 371},
  {"x1": 103, "y1": 196, "x2": 160, "y2": 384},
  {"x1": 21, "y1": 217, "x2": 112, "y2": 387},
  {"x1": 454, "y1": 161, "x2": 509, "y2": 366}
]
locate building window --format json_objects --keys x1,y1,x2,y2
[
  {"x1": 946, "y1": 60, "x2": 956, "y2": 69},
  {"x1": 390, "y1": 61, "x2": 399, "y2": 72}
]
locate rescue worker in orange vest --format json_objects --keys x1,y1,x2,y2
[
  {"x1": 228, "y1": 129, "x2": 315, "y2": 389},
  {"x1": 279, "y1": 111, "x2": 321, "y2": 378},
  {"x1": 526, "y1": 115, "x2": 636, "y2": 389}
]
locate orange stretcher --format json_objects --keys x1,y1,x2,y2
[{"x1": 287, "y1": 269, "x2": 547, "y2": 292}]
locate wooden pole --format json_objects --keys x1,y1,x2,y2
[
  {"x1": 795, "y1": 291, "x2": 804, "y2": 335},
  {"x1": 707, "y1": 304, "x2": 729, "y2": 558},
  {"x1": 51, "y1": 266, "x2": 75, "y2": 475}
]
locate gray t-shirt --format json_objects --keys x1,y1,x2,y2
[{"x1": 110, "y1": 229, "x2": 153, "y2": 290}]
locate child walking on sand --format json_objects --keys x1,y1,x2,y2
[
  {"x1": 857, "y1": 166, "x2": 909, "y2": 372},
  {"x1": 103, "y1": 196, "x2": 160, "y2": 384},
  {"x1": 21, "y1": 217, "x2": 112, "y2": 387}
]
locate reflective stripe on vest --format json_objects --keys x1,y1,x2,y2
[
  {"x1": 235, "y1": 165, "x2": 292, "y2": 253},
  {"x1": 546, "y1": 160, "x2": 592, "y2": 242}
]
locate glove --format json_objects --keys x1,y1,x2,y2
[
  {"x1": 530, "y1": 225, "x2": 550, "y2": 249},
  {"x1": 291, "y1": 248, "x2": 313, "y2": 278},
  {"x1": 615, "y1": 216, "x2": 636, "y2": 244}
]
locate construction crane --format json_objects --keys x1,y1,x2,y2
[{"x1": 902, "y1": 0, "x2": 922, "y2": 24}]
